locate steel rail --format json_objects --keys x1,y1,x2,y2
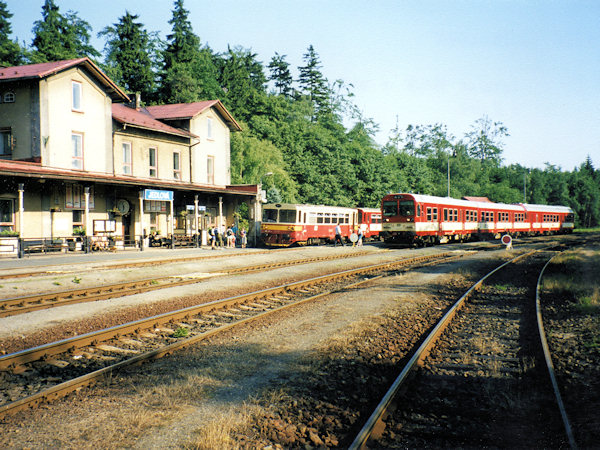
[
  {"x1": 349, "y1": 249, "x2": 539, "y2": 450},
  {"x1": 0, "y1": 251, "x2": 374, "y2": 317},
  {"x1": 0, "y1": 248, "x2": 291, "y2": 281},
  {"x1": 0, "y1": 252, "x2": 462, "y2": 418},
  {"x1": 0, "y1": 252, "x2": 457, "y2": 371},
  {"x1": 536, "y1": 255, "x2": 578, "y2": 449}
]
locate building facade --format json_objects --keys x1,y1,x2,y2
[{"x1": 0, "y1": 58, "x2": 260, "y2": 253}]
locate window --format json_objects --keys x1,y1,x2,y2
[
  {"x1": 3, "y1": 92, "x2": 15, "y2": 103},
  {"x1": 382, "y1": 201, "x2": 398, "y2": 217},
  {"x1": 148, "y1": 147, "x2": 157, "y2": 177},
  {"x1": 279, "y1": 209, "x2": 296, "y2": 223},
  {"x1": 482, "y1": 211, "x2": 494, "y2": 222},
  {"x1": 207, "y1": 117, "x2": 213, "y2": 139},
  {"x1": 71, "y1": 133, "x2": 83, "y2": 169},
  {"x1": 66, "y1": 184, "x2": 94, "y2": 209},
  {"x1": 262, "y1": 209, "x2": 278, "y2": 222},
  {"x1": 426, "y1": 207, "x2": 438, "y2": 222},
  {"x1": 0, "y1": 128, "x2": 12, "y2": 157},
  {"x1": 0, "y1": 199, "x2": 14, "y2": 232},
  {"x1": 398, "y1": 200, "x2": 415, "y2": 216},
  {"x1": 149, "y1": 212, "x2": 158, "y2": 232},
  {"x1": 122, "y1": 142, "x2": 132, "y2": 175},
  {"x1": 72, "y1": 81, "x2": 82, "y2": 111},
  {"x1": 173, "y1": 151, "x2": 181, "y2": 180},
  {"x1": 207, "y1": 155, "x2": 214, "y2": 184}
]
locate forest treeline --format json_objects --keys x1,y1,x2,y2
[{"x1": 2, "y1": 0, "x2": 598, "y2": 227}]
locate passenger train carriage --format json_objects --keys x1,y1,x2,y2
[
  {"x1": 381, "y1": 193, "x2": 574, "y2": 246},
  {"x1": 260, "y1": 203, "x2": 382, "y2": 247}
]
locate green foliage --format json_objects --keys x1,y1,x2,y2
[
  {"x1": 0, "y1": 1, "x2": 26, "y2": 66},
  {"x1": 30, "y1": 0, "x2": 99, "y2": 63},
  {"x1": 173, "y1": 326, "x2": 189, "y2": 338},
  {"x1": 99, "y1": 12, "x2": 159, "y2": 101},
  {"x1": 157, "y1": 0, "x2": 222, "y2": 103}
]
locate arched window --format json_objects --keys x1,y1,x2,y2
[{"x1": 3, "y1": 92, "x2": 15, "y2": 103}]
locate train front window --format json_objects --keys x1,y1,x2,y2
[
  {"x1": 279, "y1": 209, "x2": 296, "y2": 223},
  {"x1": 263, "y1": 209, "x2": 278, "y2": 223},
  {"x1": 383, "y1": 201, "x2": 398, "y2": 217},
  {"x1": 398, "y1": 200, "x2": 415, "y2": 217}
]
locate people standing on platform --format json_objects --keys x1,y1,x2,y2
[
  {"x1": 334, "y1": 223, "x2": 345, "y2": 246},
  {"x1": 357, "y1": 226, "x2": 364, "y2": 247},
  {"x1": 209, "y1": 226, "x2": 216, "y2": 249},
  {"x1": 241, "y1": 228, "x2": 247, "y2": 248},
  {"x1": 217, "y1": 225, "x2": 224, "y2": 248}
]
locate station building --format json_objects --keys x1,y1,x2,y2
[{"x1": 0, "y1": 58, "x2": 261, "y2": 253}]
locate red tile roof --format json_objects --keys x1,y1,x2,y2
[
  {"x1": 112, "y1": 104, "x2": 196, "y2": 138},
  {"x1": 147, "y1": 100, "x2": 242, "y2": 131},
  {"x1": 146, "y1": 101, "x2": 219, "y2": 119},
  {"x1": 463, "y1": 196, "x2": 492, "y2": 202},
  {"x1": 0, "y1": 58, "x2": 129, "y2": 102}
]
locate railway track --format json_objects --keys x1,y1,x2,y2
[
  {"x1": 350, "y1": 248, "x2": 576, "y2": 449},
  {"x1": 0, "y1": 247, "x2": 300, "y2": 281},
  {"x1": 0, "y1": 250, "x2": 376, "y2": 317},
  {"x1": 0, "y1": 250, "x2": 465, "y2": 419}
]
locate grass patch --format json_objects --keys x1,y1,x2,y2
[
  {"x1": 544, "y1": 249, "x2": 600, "y2": 314},
  {"x1": 173, "y1": 327, "x2": 190, "y2": 338}
]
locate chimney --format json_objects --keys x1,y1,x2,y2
[{"x1": 127, "y1": 92, "x2": 142, "y2": 109}]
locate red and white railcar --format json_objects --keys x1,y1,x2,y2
[
  {"x1": 381, "y1": 193, "x2": 574, "y2": 246},
  {"x1": 261, "y1": 203, "x2": 357, "y2": 247},
  {"x1": 357, "y1": 207, "x2": 382, "y2": 240}
]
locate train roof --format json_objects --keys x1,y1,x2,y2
[
  {"x1": 263, "y1": 203, "x2": 356, "y2": 212},
  {"x1": 386, "y1": 193, "x2": 524, "y2": 211},
  {"x1": 385, "y1": 193, "x2": 573, "y2": 214},
  {"x1": 519, "y1": 203, "x2": 574, "y2": 214}
]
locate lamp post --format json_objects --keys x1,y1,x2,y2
[
  {"x1": 260, "y1": 172, "x2": 273, "y2": 202},
  {"x1": 254, "y1": 172, "x2": 273, "y2": 247},
  {"x1": 447, "y1": 156, "x2": 450, "y2": 197}
]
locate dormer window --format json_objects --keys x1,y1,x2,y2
[
  {"x1": 72, "y1": 81, "x2": 82, "y2": 111},
  {"x1": 3, "y1": 92, "x2": 15, "y2": 103}
]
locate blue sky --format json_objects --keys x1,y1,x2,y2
[{"x1": 6, "y1": 0, "x2": 599, "y2": 170}]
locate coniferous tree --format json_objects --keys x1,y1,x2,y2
[
  {"x1": 297, "y1": 45, "x2": 330, "y2": 118},
  {"x1": 267, "y1": 52, "x2": 293, "y2": 97},
  {"x1": 30, "y1": 0, "x2": 99, "y2": 63},
  {"x1": 159, "y1": 0, "x2": 222, "y2": 103},
  {"x1": 217, "y1": 45, "x2": 267, "y2": 122},
  {"x1": 0, "y1": 1, "x2": 25, "y2": 66},
  {"x1": 99, "y1": 12, "x2": 158, "y2": 101}
]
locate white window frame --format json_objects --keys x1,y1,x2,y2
[
  {"x1": 173, "y1": 151, "x2": 181, "y2": 180},
  {"x1": 72, "y1": 133, "x2": 83, "y2": 170},
  {"x1": 72, "y1": 81, "x2": 82, "y2": 112},
  {"x1": 3, "y1": 92, "x2": 15, "y2": 103},
  {"x1": 207, "y1": 155, "x2": 214, "y2": 184},
  {"x1": 148, "y1": 147, "x2": 157, "y2": 178},
  {"x1": 122, "y1": 142, "x2": 132, "y2": 175},
  {"x1": 207, "y1": 117, "x2": 213, "y2": 140}
]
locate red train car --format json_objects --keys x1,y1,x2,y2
[
  {"x1": 260, "y1": 203, "x2": 382, "y2": 247},
  {"x1": 357, "y1": 207, "x2": 382, "y2": 240},
  {"x1": 261, "y1": 203, "x2": 358, "y2": 247},
  {"x1": 381, "y1": 193, "x2": 574, "y2": 246}
]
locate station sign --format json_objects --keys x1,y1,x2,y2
[
  {"x1": 144, "y1": 189, "x2": 173, "y2": 202},
  {"x1": 186, "y1": 205, "x2": 206, "y2": 211}
]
